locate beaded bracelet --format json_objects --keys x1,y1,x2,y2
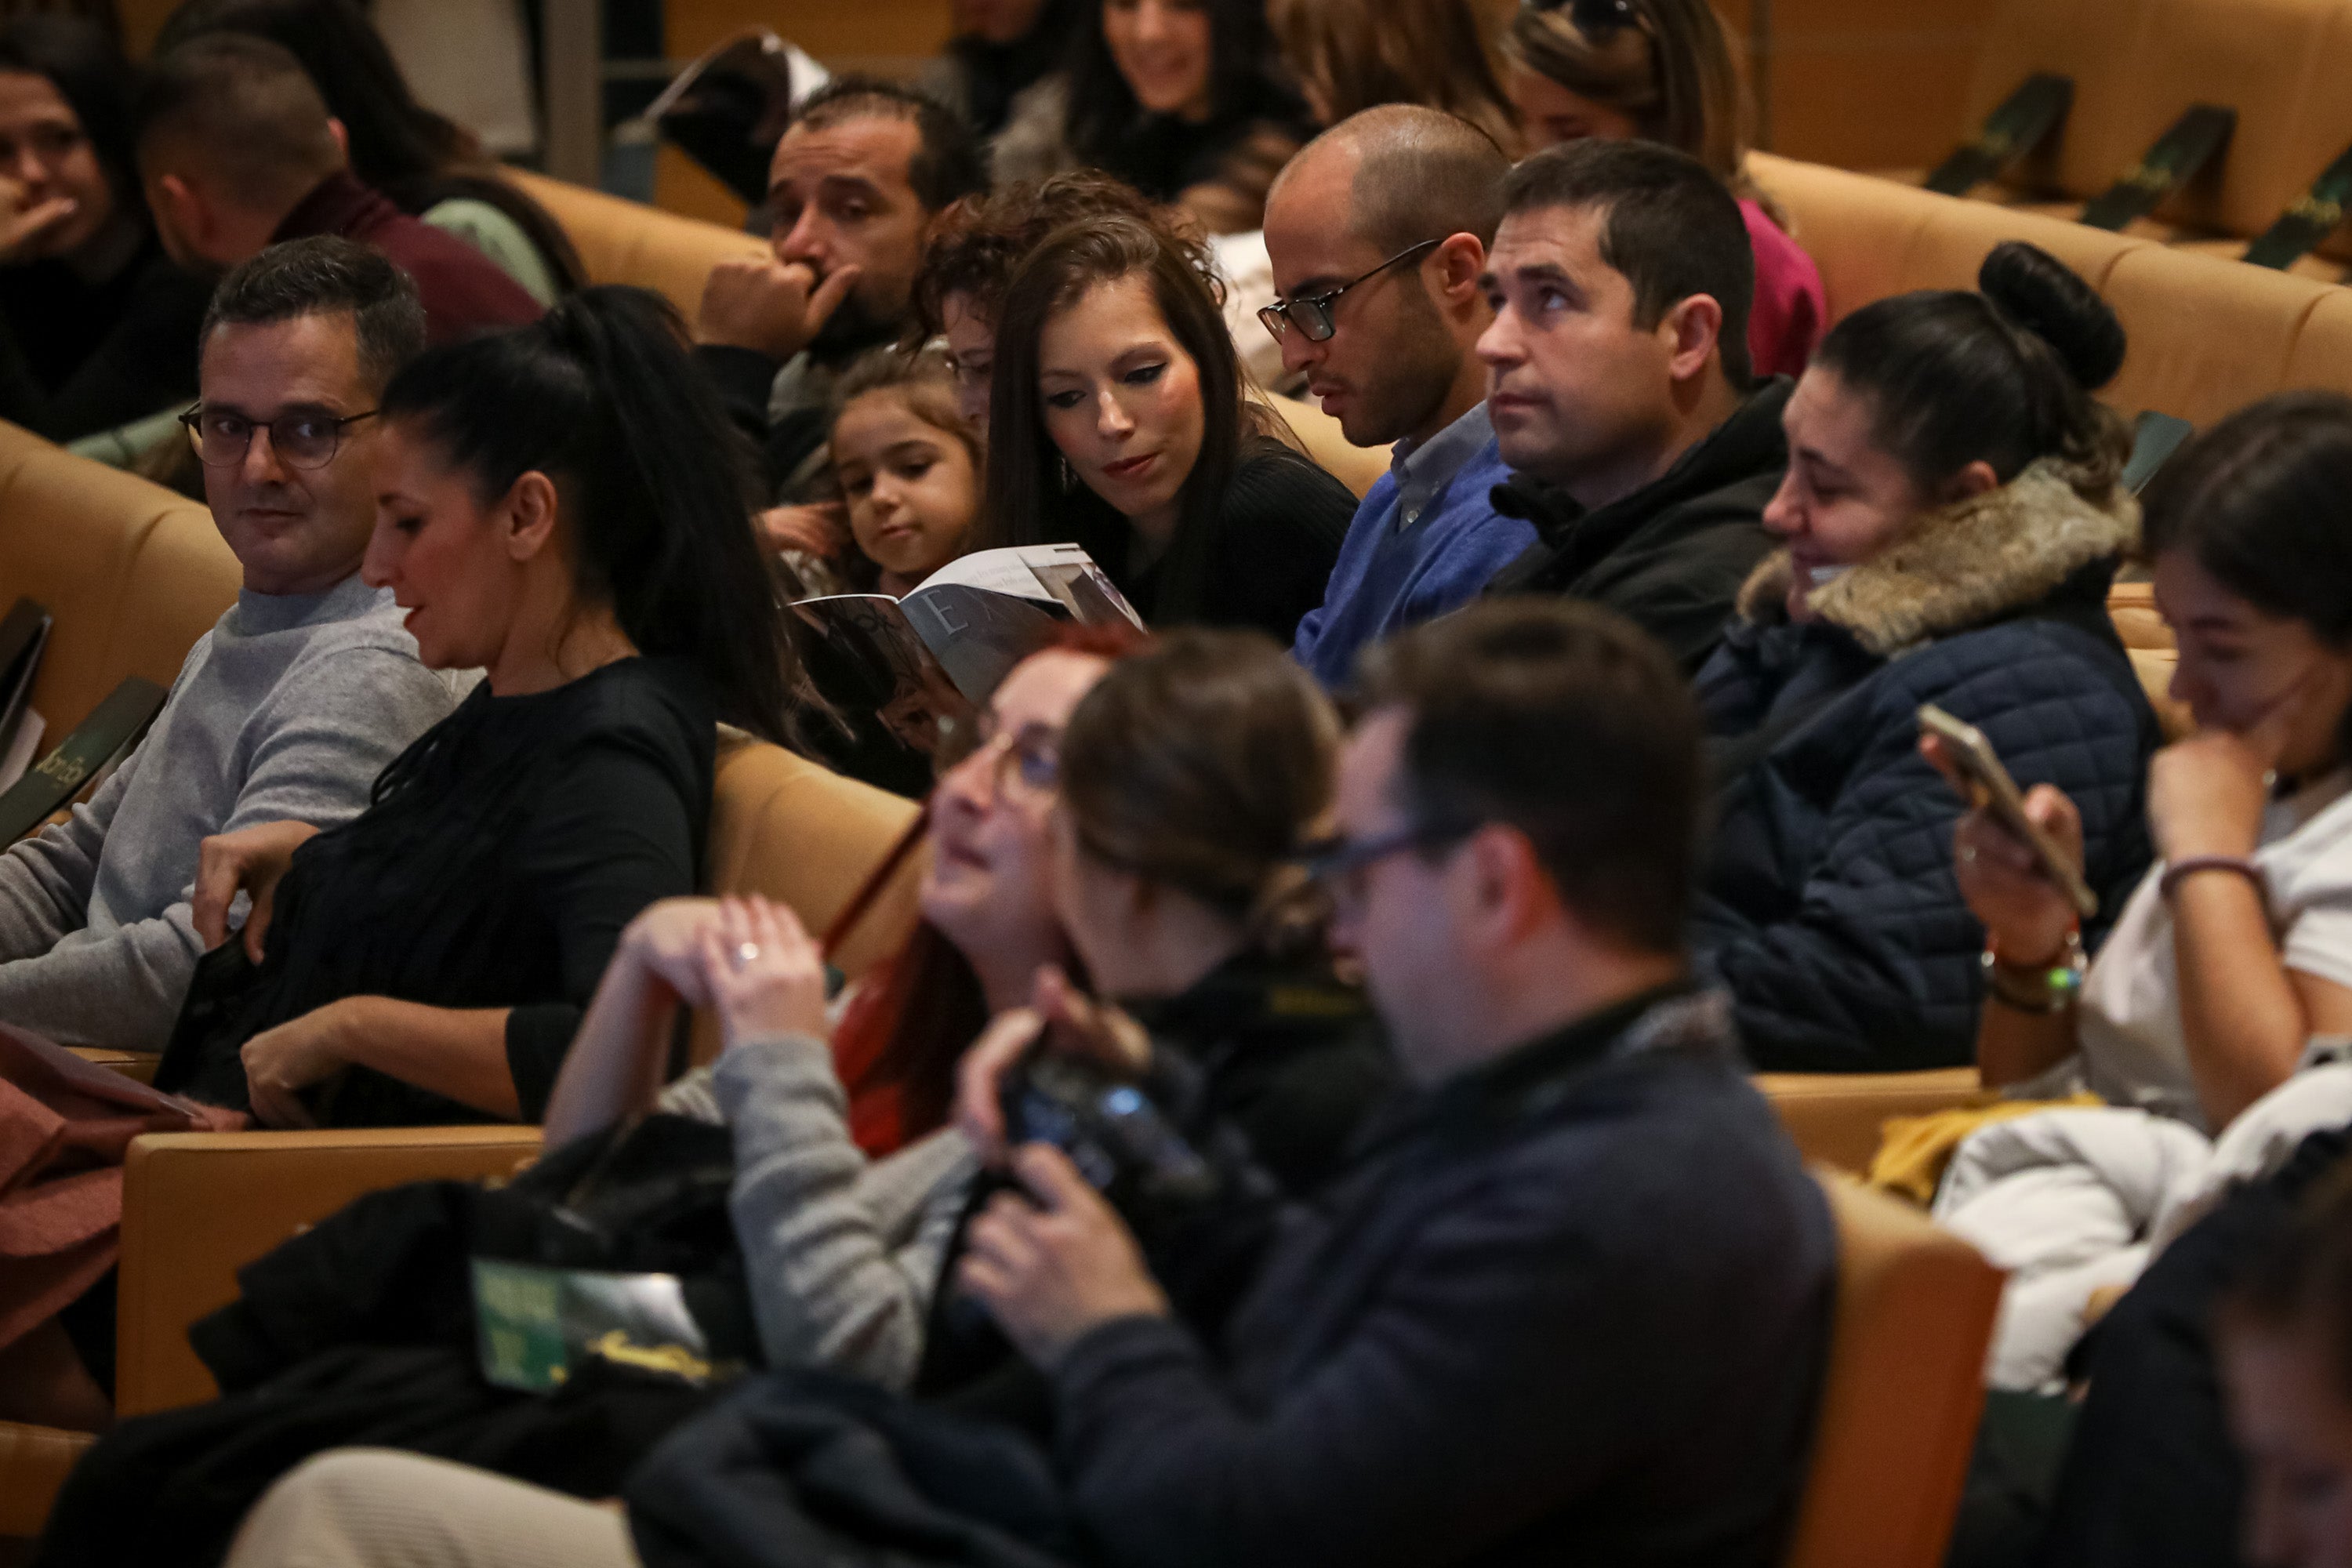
[
  {"x1": 2158, "y1": 855, "x2": 2265, "y2": 902},
  {"x1": 1980, "y1": 926, "x2": 2086, "y2": 1014}
]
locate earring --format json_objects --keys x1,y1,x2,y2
[{"x1": 1058, "y1": 456, "x2": 1076, "y2": 493}]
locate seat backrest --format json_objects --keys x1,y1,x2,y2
[
  {"x1": 504, "y1": 169, "x2": 768, "y2": 318},
  {"x1": 1784, "y1": 1171, "x2": 2005, "y2": 1568},
  {"x1": 0, "y1": 421, "x2": 241, "y2": 742},
  {"x1": 2108, "y1": 582, "x2": 2194, "y2": 739}
]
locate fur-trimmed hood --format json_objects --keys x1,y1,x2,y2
[{"x1": 1734, "y1": 457, "x2": 2140, "y2": 659}]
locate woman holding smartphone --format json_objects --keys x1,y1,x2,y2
[{"x1": 1690, "y1": 241, "x2": 2159, "y2": 1076}]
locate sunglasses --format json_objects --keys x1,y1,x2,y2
[{"x1": 1523, "y1": 0, "x2": 1644, "y2": 39}]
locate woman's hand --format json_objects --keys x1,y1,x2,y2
[
  {"x1": 191, "y1": 820, "x2": 323, "y2": 963},
  {"x1": 619, "y1": 898, "x2": 728, "y2": 1007},
  {"x1": 0, "y1": 173, "x2": 76, "y2": 264},
  {"x1": 2149, "y1": 666, "x2": 2306, "y2": 864},
  {"x1": 239, "y1": 997, "x2": 361, "y2": 1127},
  {"x1": 953, "y1": 966, "x2": 1153, "y2": 1167},
  {"x1": 1923, "y1": 735, "x2": 2084, "y2": 965},
  {"x1": 697, "y1": 895, "x2": 828, "y2": 1051}
]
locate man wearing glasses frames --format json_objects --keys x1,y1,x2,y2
[
  {"x1": 1478, "y1": 137, "x2": 1789, "y2": 673},
  {"x1": 960, "y1": 600, "x2": 1834, "y2": 1564},
  {"x1": 0, "y1": 239, "x2": 456, "y2": 1058},
  {"x1": 1263, "y1": 107, "x2": 1537, "y2": 689}
]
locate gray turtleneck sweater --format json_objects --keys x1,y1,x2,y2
[{"x1": 0, "y1": 572, "x2": 457, "y2": 1050}]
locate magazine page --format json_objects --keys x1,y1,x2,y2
[
  {"x1": 0, "y1": 1020, "x2": 205, "y2": 1120},
  {"x1": 913, "y1": 543, "x2": 1145, "y2": 629},
  {"x1": 786, "y1": 594, "x2": 968, "y2": 752},
  {"x1": 899, "y1": 586, "x2": 1062, "y2": 706}
]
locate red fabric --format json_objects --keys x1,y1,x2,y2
[
  {"x1": 829, "y1": 962, "x2": 913, "y2": 1159},
  {"x1": 1740, "y1": 197, "x2": 1827, "y2": 381},
  {"x1": 0, "y1": 1033, "x2": 242, "y2": 1352},
  {"x1": 274, "y1": 172, "x2": 544, "y2": 344}
]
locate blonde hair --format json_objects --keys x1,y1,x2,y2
[
  {"x1": 1269, "y1": 0, "x2": 1516, "y2": 150},
  {"x1": 1503, "y1": 0, "x2": 1750, "y2": 186}
]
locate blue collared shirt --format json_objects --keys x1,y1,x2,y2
[{"x1": 1291, "y1": 402, "x2": 1534, "y2": 687}]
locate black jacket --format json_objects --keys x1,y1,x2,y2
[
  {"x1": 1483, "y1": 378, "x2": 1788, "y2": 672},
  {"x1": 1692, "y1": 459, "x2": 2161, "y2": 1071},
  {"x1": 0, "y1": 231, "x2": 209, "y2": 441}
]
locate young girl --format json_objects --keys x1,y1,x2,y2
[{"x1": 829, "y1": 346, "x2": 984, "y2": 597}]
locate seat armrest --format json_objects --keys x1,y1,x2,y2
[
  {"x1": 115, "y1": 1125, "x2": 543, "y2": 1417},
  {"x1": 0, "y1": 1420, "x2": 96, "y2": 1537},
  {"x1": 1755, "y1": 1069, "x2": 1984, "y2": 1174},
  {"x1": 67, "y1": 1046, "x2": 159, "y2": 1083}
]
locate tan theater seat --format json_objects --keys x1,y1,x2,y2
[
  {"x1": 504, "y1": 169, "x2": 768, "y2": 318},
  {"x1": 0, "y1": 419, "x2": 240, "y2": 744},
  {"x1": 1784, "y1": 1172, "x2": 2005, "y2": 1568},
  {"x1": 1759, "y1": 1069, "x2": 1985, "y2": 1174}
]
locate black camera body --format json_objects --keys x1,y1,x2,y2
[{"x1": 999, "y1": 1052, "x2": 1217, "y2": 1213}]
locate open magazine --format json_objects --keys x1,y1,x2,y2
[{"x1": 789, "y1": 546, "x2": 1144, "y2": 733}]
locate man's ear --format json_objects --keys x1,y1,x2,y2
[
  {"x1": 325, "y1": 117, "x2": 350, "y2": 162},
  {"x1": 504, "y1": 470, "x2": 561, "y2": 561},
  {"x1": 152, "y1": 172, "x2": 205, "y2": 247},
  {"x1": 1660, "y1": 293, "x2": 1726, "y2": 384},
  {"x1": 1937, "y1": 459, "x2": 2002, "y2": 505},
  {"x1": 1428, "y1": 232, "x2": 1489, "y2": 314},
  {"x1": 1458, "y1": 822, "x2": 1548, "y2": 950}
]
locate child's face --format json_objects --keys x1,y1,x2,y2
[{"x1": 833, "y1": 389, "x2": 980, "y2": 584}]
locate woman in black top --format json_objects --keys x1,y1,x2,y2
[
  {"x1": 978, "y1": 214, "x2": 1353, "y2": 645},
  {"x1": 0, "y1": 16, "x2": 210, "y2": 441},
  {"x1": 157, "y1": 286, "x2": 799, "y2": 1128}
]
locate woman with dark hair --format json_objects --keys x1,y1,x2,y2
[
  {"x1": 1919, "y1": 392, "x2": 2352, "y2": 1391},
  {"x1": 978, "y1": 214, "x2": 1352, "y2": 642},
  {"x1": 154, "y1": 285, "x2": 795, "y2": 1132},
  {"x1": 1693, "y1": 240, "x2": 2159, "y2": 1076},
  {"x1": 990, "y1": 0, "x2": 1314, "y2": 233},
  {"x1": 153, "y1": 0, "x2": 584, "y2": 303},
  {"x1": 0, "y1": 14, "x2": 211, "y2": 440},
  {"x1": 1505, "y1": 0, "x2": 1824, "y2": 378}
]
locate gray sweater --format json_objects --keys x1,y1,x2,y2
[
  {"x1": 0, "y1": 573, "x2": 458, "y2": 1050},
  {"x1": 662, "y1": 1033, "x2": 977, "y2": 1389}
]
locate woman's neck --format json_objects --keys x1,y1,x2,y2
[
  {"x1": 486, "y1": 601, "x2": 638, "y2": 697},
  {"x1": 1098, "y1": 894, "x2": 1248, "y2": 1003},
  {"x1": 1126, "y1": 496, "x2": 1181, "y2": 557},
  {"x1": 967, "y1": 923, "x2": 1078, "y2": 1014},
  {"x1": 64, "y1": 208, "x2": 142, "y2": 286}
]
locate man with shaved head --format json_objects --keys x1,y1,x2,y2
[{"x1": 1264, "y1": 106, "x2": 1534, "y2": 687}]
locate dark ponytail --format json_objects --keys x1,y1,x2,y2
[
  {"x1": 1815, "y1": 240, "x2": 2129, "y2": 495},
  {"x1": 379, "y1": 285, "x2": 799, "y2": 744}
]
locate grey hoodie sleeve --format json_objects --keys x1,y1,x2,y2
[
  {"x1": 0, "y1": 644, "x2": 455, "y2": 1051},
  {"x1": 712, "y1": 1032, "x2": 977, "y2": 1389}
]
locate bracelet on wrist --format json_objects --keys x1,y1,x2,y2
[
  {"x1": 2158, "y1": 854, "x2": 2265, "y2": 903},
  {"x1": 1980, "y1": 924, "x2": 2085, "y2": 1014}
]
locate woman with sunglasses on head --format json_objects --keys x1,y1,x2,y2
[
  {"x1": 990, "y1": 0, "x2": 1316, "y2": 234},
  {"x1": 1505, "y1": 0, "x2": 1824, "y2": 379},
  {"x1": 978, "y1": 214, "x2": 1354, "y2": 644},
  {"x1": 0, "y1": 15, "x2": 212, "y2": 442},
  {"x1": 152, "y1": 285, "x2": 796, "y2": 1134}
]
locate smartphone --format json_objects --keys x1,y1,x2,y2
[{"x1": 1918, "y1": 703, "x2": 2099, "y2": 920}]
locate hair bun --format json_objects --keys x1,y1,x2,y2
[{"x1": 1978, "y1": 241, "x2": 2125, "y2": 392}]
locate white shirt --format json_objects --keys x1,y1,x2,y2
[{"x1": 2059, "y1": 768, "x2": 2352, "y2": 1131}]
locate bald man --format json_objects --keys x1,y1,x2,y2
[
  {"x1": 1265, "y1": 106, "x2": 1534, "y2": 688},
  {"x1": 133, "y1": 34, "x2": 538, "y2": 343}
]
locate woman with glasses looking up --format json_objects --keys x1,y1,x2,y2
[
  {"x1": 977, "y1": 213, "x2": 1354, "y2": 644},
  {"x1": 151, "y1": 285, "x2": 798, "y2": 1134},
  {"x1": 1504, "y1": 0, "x2": 1824, "y2": 379}
]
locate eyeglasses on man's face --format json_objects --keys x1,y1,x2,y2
[
  {"x1": 180, "y1": 405, "x2": 379, "y2": 471},
  {"x1": 1258, "y1": 238, "x2": 1443, "y2": 344},
  {"x1": 1293, "y1": 818, "x2": 1477, "y2": 909}
]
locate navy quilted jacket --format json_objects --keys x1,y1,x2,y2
[{"x1": 1690, "y1": 462, "x2": 2161, "y2": 1072}]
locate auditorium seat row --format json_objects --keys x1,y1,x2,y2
[{"x1": 1913, "y1": 0, "x2": 2352, "y2": 277}]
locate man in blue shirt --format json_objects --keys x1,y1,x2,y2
[{"x1": 1265, "y1": 107, "x2": 1534, "y2": 688}]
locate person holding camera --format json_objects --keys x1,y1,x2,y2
[{"x1": 216, "y1": 601, "x2": 1831, "y2": 1568}]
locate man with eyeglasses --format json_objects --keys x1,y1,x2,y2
[
  {"x1": 946, "y1": 597, "x2": 1835, "y2": 1566},
  {"x1": 1263, "y1": 106, "x2": 1535, "y2": 688},
  {"x1": 0, "y1": 237, "x2": 456, "y2": 1057},
  {"x1": 1479, "y1": 137, "x2": 1788, "y2": 672}
]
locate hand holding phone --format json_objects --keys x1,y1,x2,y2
[{"x1": 1918, "y1": 704, "x2": 2099, "y2": 920}]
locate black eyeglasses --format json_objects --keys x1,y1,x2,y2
[
  {"x1": 1522, "y1": 0, "x2": 1642, "y2": 39},
  {"x1": 1258, "y1": 239, "x2": 1443, "y2": 344},
  {"x1": 1293, "y1": 818, "x2": 1478, "y2": 907},
  {"x1": 179, "y1": 405, "x2": 379, "y2": 470}
]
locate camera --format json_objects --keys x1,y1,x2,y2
[{"x1": 999, "y1": 1051, "x2": 1218, "y2": 1212}]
